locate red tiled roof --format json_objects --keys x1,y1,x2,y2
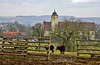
[
  {"x1": 44, "y1": 21, "x2": 94, "y2": 31},
  {"x1": 44, "y1": 21, "x2": 51, "y2": 31},
  {"x1": 81, "y1": 22, "x2": 94, "y2": 31},
  {"x1": 3, "y1": 32, "x2": 19, "y2": 36},
  {"x1": 2, "y1": 32, "x2": 29, "y2": 37}
]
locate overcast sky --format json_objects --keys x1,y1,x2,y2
[{"x1": 0, "y1": 0, "x2": 100, "y2": 17}]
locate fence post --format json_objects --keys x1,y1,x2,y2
[
  {"x1": 76, "y1": 40, "x2": 79, "y2": 58},
  {"x1": 25, "y1": 38, "x2": 28, "y2": 56},
  {"x1": 47, "y1": 34, "x2": 51, "y2": 60},
  {"x1": 39, "y1": 42, "x2": 40, "y2": 52},
  {"x1": 15, "y1": 37, "x2": 19, "y2": 54},
  {"x1": 1, "y1": 37, "x2": 7, "y2": 57},
  {"x1": 1, "y1": 38, "x2": 5, "y2": 53}
]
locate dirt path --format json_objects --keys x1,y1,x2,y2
[{"x1": 0, "y1": 54, "x2": 100, "y2": 65}]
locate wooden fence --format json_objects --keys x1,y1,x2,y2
[
  {"x1": 77, "y1": 39, "x2": 100, "y2": 59},
  {"x1": 0, "y1": 37, "x2": 51, "y2": 60},
  {"x1": 0, "y1": 37, "x2": 28, "y2": 56}
]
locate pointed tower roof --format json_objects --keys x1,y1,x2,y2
[{"x1": 52, "y1": 10, "x2": 58, "y2": 16}]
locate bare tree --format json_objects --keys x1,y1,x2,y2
[
  {"x1": 32, "y1": 23, "x2": 44, "y2": 37},
  {"x1": 52, "y1": 18, "x2": 89, "y2": 52}
]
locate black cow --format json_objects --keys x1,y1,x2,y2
[
  {"x1": 45, "y1": 45, "x2": 54, "y2": 54},
  {"x1": 56, "y1": 45, "x2": 65, "y2": 54}
]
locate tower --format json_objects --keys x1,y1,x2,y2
[{"x1": 51, "y1": 10, "x2": 58, "y2": 31}]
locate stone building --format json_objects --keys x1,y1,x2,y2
[{"x1": 43, "y1": 10, "x2": 95, "y2": 40}]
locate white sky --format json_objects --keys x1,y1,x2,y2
[
  {"x1": 72, "y1": 0, "x2": 99, "y2": 2},
  {"x1": 0, "y1": 0, "x2": 100, "y2": 17}
]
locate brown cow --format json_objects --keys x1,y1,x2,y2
[{"x1": 56, "y1": 45, "x2": 65, "y2": 54}]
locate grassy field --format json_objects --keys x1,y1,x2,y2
[
  {"x1": 28, "y1": 51, "x2": 77, "y2": 55},
  {"x1": 28, "y1": 51, "x2": 92, "y2": 58}
]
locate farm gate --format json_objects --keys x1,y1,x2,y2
[
  {"x1": 0, "y1": 37, "x2": 51, "y2": 60},
  {"x1": 27, "y1": 37, "x2": 51, "y2": 60},
  {"x1": 77, "y1": 39, "x2": 100, "y2": 59}
]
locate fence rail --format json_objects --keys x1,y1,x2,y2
[
  {"x1": 77, "y1": 39, "x2": 100, "y2": 59},
  {"x1": 0, "y1": 37, "x2": 28, "y2": 56}
]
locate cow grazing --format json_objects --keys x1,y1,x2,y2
[
  {"x1": 56, "y1": 45, "x2": 65, "y2": 54},
  {"x1": 45, "y1": 45, "x2": 54, "y2": 54}
]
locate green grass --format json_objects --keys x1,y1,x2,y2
[
  {"x1": 28, "y1": 50, "x2": 77, "y2": 56},
  {"x1": 28, "y1": 51, "x2": 91, "y2": 58},
  {"x1": 28, "y1": 50, "x2": 51, "y2": 53},
  {"x1": 78, "y1": 54, "x2": 91, "y2": 57}
]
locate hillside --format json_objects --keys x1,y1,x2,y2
[{"x1": 0, "y1": 15, "x2": 100, "y2": 26}]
